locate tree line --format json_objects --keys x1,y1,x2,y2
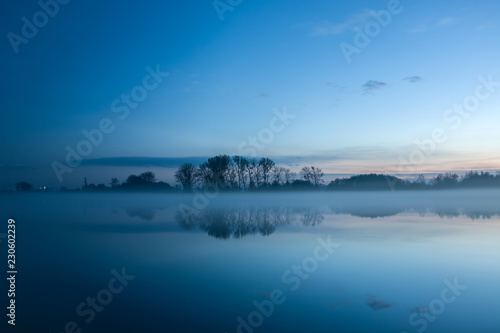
[
  {"x1": 174, "y1": 155, "x2": 323, "y2": 191},
  {"x1": 327, "y1": 171, "x2": 500, "y2": 191},
  {"x1": 11, "y1": 155, "x2": 500, "y2": 192}
]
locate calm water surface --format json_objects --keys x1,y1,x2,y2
[{"x1": 2, "y1": 190, "x2": 499, "y2": 333}]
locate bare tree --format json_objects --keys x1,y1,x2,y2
[
  {"x1": 15, "y1": 181, "x2": 33, "y2": 192},
  {"x1": 272, "y1": 166, "x2": 286, "y2": 185},
  {"x1": 233, "y1": 156, "x2": 249, "y2": 190},
  {"x1": 110, "y1": 178, "x2": 120, "y2": 188},
  {"x1": 199, "y1": 154, "x2": 231, "y2": 189},
  {"x1": 259, "y1": 157, "x2": 275, "y2": 187},
  {"x1": 140, "y1": 171, "x2": 157, "y2": 184},
  {"x1": 225, "y1": 160, "x2": 238, "y2": 190},
  {"x1": 301, "y1": 166, "x2": 313, "y2": 184},
  {"x1": 301, "y1": 166, "x2": 323, "y2": 186},
  {"x1": 196, "y1": 163, "x2": 213, "y2": 188},
  {"x1": 174, "y1": 163, "x2": 197, "y2": 191},
  {"x1": 284, "y1": 168, "x2": 296, "y2": 185},
  {"x1": 310, "y1": 166, "x2": 324, "y2": 186},
  {"x1": 247, "y1": 158, "x2": 259, "y2": 189}
]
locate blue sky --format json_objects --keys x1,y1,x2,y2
[{"x1": 1, "y1": 0, "x2": 499, "y2": 188}]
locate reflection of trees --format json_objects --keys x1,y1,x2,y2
[
  {"x1": 177, "y1": 206, "x2": 327, "y2": 239},
  {"x1": 330, "y1": 203, "x2": 500, "y2": 220},
  {"x1": 298, "y1": 207, "x2": 325, "y2": 226},
  {"x1": 332, "y1": 206, "x2": 404, "y2": 219},
  {"x1": 177, "y1": 207, "x2": 294, "y2": 239},
  {"x1": 432, "y1": 208, "x2": 497, "y2": 220}
]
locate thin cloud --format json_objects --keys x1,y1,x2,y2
[
  {"x1": 409, "y1": 306, "x2": 429, "y2": 314},
  {"x1": 310, "y1": 9, "x2": 372, "y2": 36},
  {"x1": 404, "y1": 76, "x2": 423, "y2": 83},
  {"x1": 80, "y1": 157, "x2": 209, "y2": 168},
  {"x1": 255, "y1": 92, "x2": 271, "y2": 98},
  {"x1": 410, "y1": 17, "x2": 458, "y2": 33},
  {"x1": 409, "y1": 23, "x2": 429, "y2": 33},
  {"x1": 436, "y1": 17, "x2": 456, "y2": 26},
  {"x1": 477, "y1": 22, "x2": 496, "y2": 31},
  {"x1": 362, "y1": 80, "x2": 388, "y2": 94},
  {"x1": 326, "y1": 82, "x2": 348, "y2": 93},
  {"x1": 366, "y1": 296, "x2": 393, "y2": 310}
]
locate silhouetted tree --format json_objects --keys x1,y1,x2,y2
[
  {"x1": 196, "y1": 162, "x2": 212, "y2": 188},
  {"x1": 110, "y1": 178, "x2": 120, "y2": 188},
  {"x1": 15, "y1": 181, "x2": 33, "y2": 192},
  {"x1": 460, "y1": 171, "x2": 496, "y2": 188},
  {"x1": 272, "y1": 166, "x2": 286, "y2": 186},
  {"x1": 259, "y1": 157, "x2": 275, "y2": 187},
  {"x1": 174, "y1": 163, "x2": 197, "y2": 191},
  {"x1": 226, "y1": 160, "x2": 238, "y2": 190},
  {"x1": 203, "y1": 154, "x2": 231, "y2": 189},
  {"x1": 301, "y1": 166, "x2": 313, "y2": 184},
  {"x1": 301, "y1": 166, "x2": 323, "y2": 186},
  {"x1": 126, "y1": 174, "x2": 144, "y2": 186},
  {"x1": 431, "y1": 173, "x2": 458, "y2": 189},
  {"x1": 311, "y1": 167, "x2": 324, "y2": 186},
  {"x1": 290, "y1": 179, "x2": 314, "y2": 190},
  {"x1": 284, "y1": 168, "x2": 296, "y2": 185},
  {"x1": 247, "y1": 158, "x2": 260, "y2": 190},
  {"x1": 140, "y1": 171, "x2": 157, "y2": 184},
  {"x1": 86, "y1": 183, "x2": 97, "y2": 191},
  {"x1": 328, "y1": 174, "x2": 404, "y2": 191},
  {"x1": 233, "y1": 156, "x2": 249, "y2": 190},
  {"x1": 122, "y1": 171, "x2": 172, "y2": 191}
]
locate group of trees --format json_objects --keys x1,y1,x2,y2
[
  {"x1": 327, "y1": 171, "x2": 500, "y2": 191},
  {"x1": 79, "y1": 172, "x2": 173, "y2": 192},
  {"x1": 12, "y1": 160, "x2": 500, "y2": 192},
  {"x1": 174, "y1": 155, "x2": 324, "y2": 192}
]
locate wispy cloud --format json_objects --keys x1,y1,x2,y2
[
  {"x1": 326, "y1": 82, "x2": 348, "y2": 93},
  {"x1": 310, "y1": 9, "x2": 372, "y2": 36},
  {"x1": 477, "y1": 22, "x2": 496, "y2": 31},
  {"x1": 362, "y1": 80, "x2": 388, "y2": 94},
  {"x1": 409, "y1": 16, "x2": 458, "y2": 33},
  {"x1": 255, "y1": 92, "x2": 271, "y2": 98},
  {"x1": 436, "y1": 16, "x2": 456, "y2": 26},
  {"x1": 409, "y1": 23, "x2": 429, "y2": 33},
  {"x1": 366, "y1": 296, "x2": 393, "y2": 310},
  {"x1": 404, "y1": 76, "x2": 423, "y2": 83},
  {"x1": 80, "y1": 157, "x2": 209, "y2": 168}
]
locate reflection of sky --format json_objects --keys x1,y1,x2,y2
[
  {"x1": 108, "y1": 217, "x2": 500, "y2": 333},
  {"x1": 6, "y1": 192, "x2": 499, "y2": 332}
]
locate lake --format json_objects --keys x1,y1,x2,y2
[{"x1": 2, "y1": 190, "x2": 499, "y2": 333}]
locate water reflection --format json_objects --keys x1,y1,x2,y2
[
  {"x1": 176, "y1": 206, "x2": 295, "y2": 239},
  {"x1": 331, "y1": 204, "x2": 500, "y2": 220},
  {"x1": 298, "y1": 206, "x2": 325, "y2": 226},
  {"x1": 80, "y1": 191, "x2": 500, "y2": 239}
]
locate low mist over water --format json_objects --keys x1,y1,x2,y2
[{"x1": 2, "y1": 190, "x2": 499, "y2": 332}]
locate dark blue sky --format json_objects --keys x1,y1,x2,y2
[{"x1": 1, "y1": 0, "x2": 499, "y2": 189}]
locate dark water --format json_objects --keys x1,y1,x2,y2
[{"x1": 1, "y1": 190, "x2": 499, "y2": 333}]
